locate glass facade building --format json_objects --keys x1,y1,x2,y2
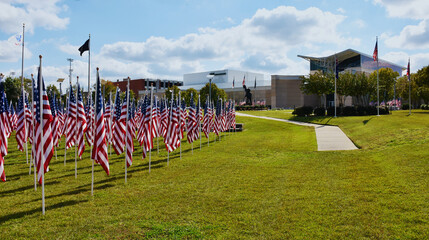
[{"x1": 299, "y1": 49, "x2": 405, "y2": 76}]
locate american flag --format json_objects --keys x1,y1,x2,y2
[
  {"x1": 24, "y1": 93, "x2": 32, "y2": 142},
  {"x1": 221, "y1": 99, "x2": 227, "y2": 132},
  {"x1": 16, "y1": 92, "x2": 27, "y2": 152},
  {"x1": 65, "y1": 85, "x2": 76, "y2": 149},
  {"x1": 91, "y1": 68, "x2": 109, "y2": 175},
  {"x1": 112, "y1": 88, "x2": 125, "y2": 155},
  {"x1": 49, "y1": 93, "x2": 60, "y2": 147},
  {"x1": 142, "y1": 95, "x2": 153, "y2": 153},
  {"x1": 10, "y1": 103, "x2": 17, "y2": 131},
  {"x1": 0, "y1": 79, "x2": 9, "y2": 157},
  {"x1": 126, "y1": 98, "x2": 135, "y2": 167},
  {"x1": 34, "y1": 61, "x2": 54, "y2": 184},
  {"x1": 202, "y1": 99, "x2": 212, "y2": 138},
  {"x1": 213, "y1": 99, "x2": 221, "y2": 136},
  {"x1": 103, "y1": 93, "x2": 112, "y2": 145},
  {"x1": 136, "y1": 96, "x2": 147, "y2": 146},
  {"x1": 179, "y1": 98, "x2": 187, "y2": 142},
  {"x1": 152, "y1": 96, "x2": 160, "y2": 138},
  {"x1": 160, "y1": 99, "x2": 168, "y2": 138},
  {"x1": 76, "y1": 84, "x2": 87, "y2": 158},
  {"x1": 85, "y1": 93, "x2": 94, "y2": 146},
  {"x1": 56, "y1": 99, "x2": 64, "y2": 142},
  {"x1": 186, "y1": 94, "x2": 197, "y2": 143},
  {"x1": 242, "y1": 75, "x2": 246, "y2": 86},
  {"x1": 196, "y1": 95, "x2": 202, "y2": 138},
  {"x1": 373, "y1": 39, "x2": 378, "y2": 61},
  {"x1": 164, "y1": 99, "x2": 179, "y2": 152}
]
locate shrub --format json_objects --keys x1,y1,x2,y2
[
  {"x1": 342, "y1": 106, "x2": 357, "y2": 116},
  {"x1": 356, "y1": 106, "x2": 367, "y2": 116},
  {"x1": 421, "y1": 104, "x2": 427, "y2": 110},
  {"x1": 326, "y1": 107, "x2": 342, "y2": 116},
  {"x1": 292, "y1": 106, "x2": 313, "y2": 117},
  {"x1": 402, "y1": 103, "x2": 410, "y2": 110},
  {"x1": 379, "y1": 107, "x2": 390, "y2": 115},
  {"x1": 313, "y1": 107, "x2": 325, "y2": 116}
]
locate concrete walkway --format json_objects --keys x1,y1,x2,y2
[{"x1": 236, "y1": 113, "x2": 358, "y2": 151}]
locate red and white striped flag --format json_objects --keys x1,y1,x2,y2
[
  {"x1": 16, "y1": 90, "x2": 27, "y2": 152},
  {"x1": 85, "y1": 94, "x2": 94, "y2": 146},
  {"x1": 76, "y1": 84, "x2": 87, "y2": 158},
  {"x1": 91, "y1": 68, "x2": 109, "y2": 175},
  {"x1": 126, "y1": 98, "x2": 135, "y2": 167},
  {"x1": 112, "y1": 88, "x2": 125, "y2": 155},
  {"x1": 65, "y1": 86, "x2": 77, "y2": 149},
  {"x1": 34, "y1": 57, "x2": 54, "y2": 184}
]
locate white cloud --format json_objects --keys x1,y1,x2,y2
[
  {"x1": 0, "y1": 0, "x2": 69, "y2": 34},
  {"x1": 0, "y1": 34, "x2": 32, "y2": 62},
  {"x1": 374, "y1": 0, "x2": 429, "y2": 20},
  {"x1": 382, "y1": 51, "x2": 429, "y2": 73},
  {"x1": 337, "y1": 8, "x2": 346, "y2": 14},
  {"x1": 98, "y1": 6, "x2": 356, "y2": 78},
  {"x1": 385, "y1": 19, "x2": 429, "y2": 49},
  {"x1": 354, "y1": 19, "x2": 366, "y2": 28},
  {"x1": 58, "y1": 43, "x2": 81, "y2": 56}
]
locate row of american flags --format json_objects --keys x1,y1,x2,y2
[{"x1": 0, "y1": 67, "x2": 237, "y2": 183}]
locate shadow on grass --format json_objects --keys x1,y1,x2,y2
[
  {"x1": 363, "y1": 117, "x2": 374, "y2": 125},
  {"x1": 0, "y1": 199, "x2": 89, "y2": 224},
  {"x1": 0, "y1": 180, "x2": 60, "y2": 197},
  {"x1": 289, "y1": 116, "x2": 334, "y2": 125}
]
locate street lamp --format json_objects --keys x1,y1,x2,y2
[
  {"x1": 57, "y1": 78, "x2": 64, "y2": 96},
  {"x1": 206, "y1": 74, "x2": 214, "y2": 105}
]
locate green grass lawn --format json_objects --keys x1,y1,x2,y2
[{"x1": 1, "y1": 111, "x2": 429, "y2": 239}]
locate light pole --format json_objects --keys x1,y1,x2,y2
[
  {"x1": 206, "y1": 74, "x2": 214, "y2": 104},
  {"x1": 67, "y1": 58, "x2": 73, "y2": 87},
  {"x1": 57, "y1": 78, "x2": 64, "y2": 96}
]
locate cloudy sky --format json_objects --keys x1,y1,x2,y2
[{"x1": 0, "y1": 0, "x2": 428, "y2": 90}]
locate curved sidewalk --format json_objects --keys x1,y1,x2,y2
[{"x1": 236, "y1": 113, "x2": 358, "y2": 151}]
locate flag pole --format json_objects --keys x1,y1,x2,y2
[
  {"x1": 376, "y1": 36, "x2": 380, "y2": 116},
  {"x1": 64, "y1": 96, "x2": 68, "y2": 166},
  {"x1": 156, "y1": 96, "x2": 159, "y2": 155},
  {"x1": 30, "y1": 74, "x2": 37, "y2": 190},
  {"x1": 75, "y1": 76, "x2": 79, "y2": 179},
  {"x1": 149, "y1": 83, "x2": 154, "y2": 172},
  {"x1": 109, "y1": 92, "x2": 112, "y2": 156},
  {"x1": 199, "y1": 95, "x2": 202, "y2": 150},
  {"x1": 125, "y1": 77, "x2": 130, "y2": 183},
  {"x1": 21, "y1": 23, "x2": 28, "y2": 164},
  {"x1": 179, "y1": 93, "x2": 182, "y2": 160},
  {"x1": 408, "y1": 58, "x2": 411, "y2": 115},
  {"x1": 91, "y1": 68, "x2": 99, "y2": 196},
  {"x1": 38, "y1": 55, "x2": 45, "y2": 215}
]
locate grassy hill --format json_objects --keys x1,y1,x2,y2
[{"x1": 1, "y1": 110, "x2": 428, "y2": 239}]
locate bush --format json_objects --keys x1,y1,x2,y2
[
  {"x1": 356, "y1": 106, "x2": 367, "y2": 116},
  {"x1": 402, "y1": 103, "x2": 410, "y2": 110},
  {"x1": 292, "y1": 106, "x2": 313, "y2": 117},
  {"x1": 379, "y1": 107, "x2": 390, "y2": 115},
  {"x1": 421, "y1": 104, "x2": 428, "y2": 110},
  {"x1": 235, "y1": 105, "x2": 269, "y2": 111},
  {"x1": 326, "y1": 107, "x2": 342, "y2": 116},
  {"x1": 313, "y1": 107, "x2": 325, "y2": 116},
  {"x1": 342, "y1": 106, "x2": 357, "y2": 116}
]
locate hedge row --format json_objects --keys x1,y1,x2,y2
[
  {"x1": 235, "y1": 105, "x2": 270, "y2": 111},
  {"x1": 420, "y1": 104, "x2": 429, "y2": 110},
  {"x1": 292, "y1": 106, "x2": 390, "y2": 117}
]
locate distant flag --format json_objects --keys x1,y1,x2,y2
[
  {"x1": 0, "y1": 75, "x2": 4, "y2": 181},
  {"x1": 187, "y1": 94, "x2": 197, "y2": 143},
  {"x1": 373, "y1": 39, "x2": 378, "y2": 61},
  {"x1": 407, "y1": 58, "x2": 411, "y2": 80},
  {"x1": 254, "y1": 77, "x2": 256, "y2": 89},
  {"x1": 91, "y1": 68, "x2": 109, "y2": 175},
  {"x1": 15, "y1": 34, "x2": 22, "y2": 46},
  {"x1": 86, "y1": 93, "x2": 94, "y2": 146},
  {"x1": 125, "y1": 98, "x2": 135, "y2": 167},
  {"x1": 0, "y1": 76, "x2": 9, "y2": 157},
  {"x1": 10, "y1": 103, "x2": 17, "y2": 131},
  {"x1": 242, "y1": 75, "x2": 245, "y2": 86},
  {"x1": 232, "y1": 77, "x2": 235, "y2": 89},
  {"x1": 16, "y1": 93, "x2": 26, "y2": 152},
  {"x1": 65, "y1": 84, "x2": 76, "y2": 149},
  {"x1": 78, "y1": 39, "x2": 90, "y2": 56},
  {"x1": 49, "y1": 93, "x2": 59, "y2": 147}
]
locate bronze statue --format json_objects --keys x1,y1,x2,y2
[{"x1": 243, "y1": 84, "x2": 252, "y2": 105}]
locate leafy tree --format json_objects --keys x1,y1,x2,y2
[
  {"x1": 182, "y1": 88, "x2": 199, "y2": 105},
  {"x1": 396, "y1": 74, "x2": 419, "y2": 106},
  {"x1": 300, "y1": 71, "x2": 334, "y2": 107},
  {"x1": 165, "y1": 85, "x2": 181, "y2": 102},
  {"x1": 338, "y1": 71, "x2": 374, "y2": 106},
  {"x1": 200, "y1": 82, "x2": 226, "y2": 106},
  {"x1": 369, "y1": 68, "x2": 399, "y2": 102},
  {"x1": 46, "y1": 84, "x2": 60, "y2": 100}
]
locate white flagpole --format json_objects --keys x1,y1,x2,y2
[
  {"x1": 149, "y1": 84, "x2": 153, "y2": 172},
  {"x1": 38, "y1": 56, "x2": 45, "y2": 215},
  {"x1": 376, "y1": 36, "x2": 380, "y2": 116},
  {"x1": 20, "y1": 23, "x2": 29, "y2": 164},
  {"x1": 92, "y1": 68, "x2": 99, "y2": 196},
  {"x1": 109, "y1": 92, "x2": 112, "y2": 156},
  {"x1": 156, "y1": 96, "x2": 159, "y2": 155},
  {"x1": 75, "y1": 76, "x2": 79, "y2": 179},
  {"x1": 64, "y1": 96, "x2": 68, "y2": 166},
  {"x1": 29, "y1": 74, "x2": 37, "y2": 190},
  {"x1": 167, "y1": 97, "x2": 172, "y2": 167},
  {"x1": 125, "y1": 77, "x2": 130, "y2": 183},
  {"x1": 179, "y1": 93, "x2": 182, "y2": 160}
]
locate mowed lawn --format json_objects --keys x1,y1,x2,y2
[{"x1": 0, "y1": 110, "x2": 428, "y2": 239}]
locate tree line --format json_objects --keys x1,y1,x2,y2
[{"x1": 300, "y1": 65, "x2": 429, "y2": 108}]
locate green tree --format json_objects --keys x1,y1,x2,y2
[
  {"x1": 4, "y1": 76, "x2": 21, "y2": 105},
  {"x1": 300, "y1": 71, "x2": 334, "y2": 107},
  {"x1": 46, "y1": 84, "x2": 60, "y2": 100},
  {"x1": 369, "y1": 68, "x2": 399, "y2": 102},
  {"x1": 338, "y1": 72, "x2": 374, "y2": 106},
  {"x1": 165, "y1": 85, "x2": 181, "y2": 102},
  {"x1": 414, "y1": 65, "x2": 429, "y2": 104},
  {"x1": 200, "y1": 82, "x2": 226, "y2": 106},
  {"x1": 119, "y1": 89, "x2": 136, "y2": 102},
  {"x1": 396, "y1": 74, "x2": 419, "y2": 107},
  {"x1": 182, "y1": 88, "x2": 199, "y2": 105}
]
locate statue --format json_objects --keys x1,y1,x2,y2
[{"x1": 243, "y1": 84, "x2": 252, "y2": 105}]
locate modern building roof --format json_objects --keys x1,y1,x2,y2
[{"x1": 298, "y1": 48, "x2": 406, "y2": 71}]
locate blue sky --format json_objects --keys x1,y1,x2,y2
[{"x1": 1, "y1": 0, "x2": 428, "y2": 90}]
